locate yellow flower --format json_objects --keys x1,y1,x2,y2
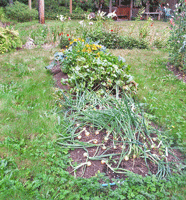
[
  {"x1": 78, "y1": 38, "x2": 81, "y2": 40},
  {"x1": 59, "y1": 104, "x2": 62, "y2": 107},
  {"x1": 70, "y1": 42, "x2": 73, "y2": 45},
  {"x1": 85, "y1": 44, "x2": 90, "y2": 48},
  {"x1": 82, "y1": 48, "x2": 86, "y2": 52},
  {"x1": 74, "y1": 39, "x2": 77, "y2": 42},
  {"x1": 172, "y1": 126, "x2": 175, "y2": 128},
  {"x1": 2, "y1": 52, "x2": 4, "y2": 54},
  {"x1": 82, "y1": 39, "x2": 85, "y2": 42},
  {"x1": 94, "y1": 108, "x2": 96, "y2": 111},
  {"x1": 66, "y1": 46, "x2": 68, "y2": 47}
]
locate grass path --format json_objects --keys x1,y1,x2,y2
[{"x1": 111, "y1": 49, "x2": 186, "y2": 145}]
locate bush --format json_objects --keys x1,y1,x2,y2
[
  {"x1": 168, "y1": 0, "x2": 186, "y2": 71},
  {"x1": 5, "y1": 1, "x2": 38, "y2": 22},
  {"x1": 86, "y1": 30, "x2": 149, "y2": 49},
  {"x1": 0, "y1": 27, "x2": 22, "y2": 54}
]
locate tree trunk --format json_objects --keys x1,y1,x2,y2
[
  {"x1": 129, "y1": 0, "x2": 133, "y2": 20},
  {"x1": 39, "y1": 0, "x2": 45, "y2": 24},
  {"x1": 109, "y1": 0, "x2": 112, "y2": 13},
  {"x1": 70, "y1": 0, "x2": 72, "y2": 14},
  {"x1": 29, "y1": 0, "x2": 32, "y2": 9},
  {"x1": 9, "y1": 0, "x2": 13, "y2": 5}
]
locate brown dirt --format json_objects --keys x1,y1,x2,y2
[
  {"x1": 50, "y1": 64, "x2": 184, "y2": 180},
  {"x1": 167, "y1": 63, "x2": 186, "y2": 83}
]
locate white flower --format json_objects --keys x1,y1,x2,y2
[
  {"x1": 107, "y1": 10, "x2": 117, "y2": 18},
  {"x1": 89, "y1": 22, "x2": 93, "y2": 25},
  {"x1": 58, "y1": 15, "x2": 66, "y2": 22},
  {"x1": 97, "y1": 10, "x2": 106, "y2": 19},
  {"x1": 79, "y1": 20, "x2": 84, "y2": 26},
  {"x1": 167, "y1": 3, "x2": 169, "y2": 6}
]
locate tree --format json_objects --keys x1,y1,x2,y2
[
  {"x1": 9, "y1": 0, "x2": 13, "y2": 5},
  {"x1": 38, "y1": 0, "x2": 44, "y2": 24},
  {"x1": 28, "y1": 0, "x2": 31, "y2": 9}
]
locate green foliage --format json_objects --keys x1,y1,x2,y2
[
  {"x1": 0, "y1": 27, "x2": 22, "y2": 54},
  {"x1": 5, "y1": 1, "x2": 38, "y2": 22},
  {"x1": 168, "y1": 0, "x2": 186, "y2": 72},
  {"x1": 59, "y1": 34, "x2": 70, "y2": 48},
  {"x1": 0, "y1": 7, "x2": 6, "y2": 22},
  {"x1": 53, "y1": 39, "x2": 136, "y2": 93},
  {"x1": 86, "y1": 30, "x2": 149, "y2": 49}
]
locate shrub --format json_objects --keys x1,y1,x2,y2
[
  {"x1": 0, "y1": 27, "x2": 22, "y2": 54},
  {"x1": 168, "y1": 0, "x2": 186, "y2": 71},
  {"x1": 86, "y1": 30, "x2": 149, "y2": 49},
  {"x1": 5, "y1": 1, "x2": 38, "y2": 22}
]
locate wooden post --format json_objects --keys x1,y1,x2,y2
[
  {"x1": 129, "y1": 0, "x2": 133, "y2": 20},
  {"x1": 70, "y1": 0, "x2": 72, "y2": 14},
  {"x1": 28, "y1": 0, "x2": 31, "y2": 10},
  {"x1": 109, "y1": 0, "x2": 112, "y2": 13},
  {"x1": 145, "y1": 0, "x2": 150, "y2": 20},
  {"x1": 39, "y1": 0, "x2": 45, "y2": 24}
]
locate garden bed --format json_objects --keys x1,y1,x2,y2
[{"x1": 51, "y1": 64, "x2": 184, "y2": 180}]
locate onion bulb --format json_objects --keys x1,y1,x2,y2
[
  {"x1": 104, "y1": 137, "x2": 109, "y2": 142},
  {"x1": 83, "y1": 152, "x2": 88, "y2": 157},
  {"x1": 87, "y1": 161, "x2": 91, "y2": 166},
  {"x1": 124, "y1": 155, "x2": 129, "y2": 161},
  {"x1": 101, "y1": 160, "x2": 106, "y2": 164},
  {"x1": 77, "y1": 135, "x2": 82, "y2": 140},
  {"x1": 95, "y1": 130, "x2": 99, "y2": 135},
  {"x1": 85, "y1": 131, "x2": 90, "y2": 136},
  {"x1": 133, "y1": 154, "x2": 137, "y2": 159},
  {"x1": 93, "y1": 139, "x2": 98, "y2": 144},
  {"x1": 102, "y1": 145, "x2": 106, "y2": 150}
]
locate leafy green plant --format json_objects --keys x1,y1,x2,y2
[
  {"x1": 59, "y1": 33, "x2": 71, "y2": 48},
  {"x1": 50, "y1": 39, "x2": 136, "y2": 94},
  {"x1": 168, "y1": 0, "x2": 186, "y2": 71},
  {"x1": 5, "y1": 1, "x2": 38, "y2": 22},
  {"x1": 0, "y1": 27, "x2": 22, "y2": 54}
]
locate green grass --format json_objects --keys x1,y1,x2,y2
[
  {"x1": 111, "y1": 49, "x2": 186, "y2": 146},
  {"x1": 0, "y1": 20, "x2": 186, "y2": 199}
]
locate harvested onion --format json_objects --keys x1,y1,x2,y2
[
  {"x1": 124, "y1": 155, "x2": 129, "y2": 161},
  {"x1": 77, "y1": 135, "x2": 82, "y2": 139},
  {"x1": 95, "y1": 130, "x2": 99, "y2": 135},
  {"x1": 102, "y1": 145, "x2": 106, "y2": 150},
  {"x1": 83, "y1": 152, "x2": 88, "y2": 157},
  {"x1": 101, "y1": 160, "x2": 106, "y2": 164},
  {"x1": 87, "y1": 161, "x2": 92, "y2": 166},
  {"x1": 93, "y1": 139, "x2": 98, "y2": 144},
  {"x1": 85, "y1": 131, "x2": 90, "y2": 136},
  {"x1": 133, "y1": 154, "x2": 137, "y2": 159}
]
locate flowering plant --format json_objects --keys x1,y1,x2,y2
[
  {"x1": 168, "y1": 0, "x2": 186, "y2": 71},
  {"x1": 54, "y1": 38, "x2": 136, "y2": 94}
]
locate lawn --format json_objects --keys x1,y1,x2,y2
[{"x1": 0, "y1": 19, "x2": 186, "y2": 199}]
